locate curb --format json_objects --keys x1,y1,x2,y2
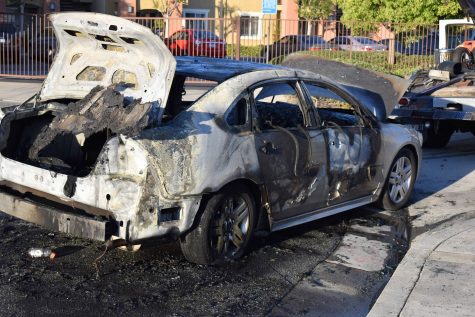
[{"x1": 368, "y1": 217, "x2": 475, "y2": 316}]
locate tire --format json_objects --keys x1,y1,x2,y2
[
  {"x1": 378, "y1": 148, "x2": 417, "y2": 211},
  {"x1": 437, "y1": 60, "x2": 462, "y2": 76},
  {"x1": 452, "y1": 47, "x2": 474, "y2": 66},
  {"x1": 180, "y1": 184, "x2": 256, "y2": 265},
  {"x1": 423, "y1": 123, "x2": 453, "y2": 148}
]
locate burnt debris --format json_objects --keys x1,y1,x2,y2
[
  {"x1": 1, "y1": 85, "x2": 152, "y2": 176},
  {"x1": 28, "y1": 85, "x2": 152, "y2": 162}
]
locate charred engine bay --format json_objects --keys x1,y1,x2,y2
[{"x1": 1, "y1": 85, "x2": 151, "y2": 176}]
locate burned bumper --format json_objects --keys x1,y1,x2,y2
[{"x1": 0, "y1": 189, "x2": 117, "y2": 241}]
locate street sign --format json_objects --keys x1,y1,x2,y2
[{"x1": 262, "y1": 0, "x2": 277, "y2": 14}]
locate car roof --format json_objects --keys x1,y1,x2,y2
[{"x1": 175, "y1": 56, "x2": 283, "y2": 82}]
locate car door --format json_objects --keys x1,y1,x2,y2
[
  {"x1": 251, "y1": 81, "x2": 329, "y2": 221},
  {"x1": 302, "y1": 81, "x2": 381, "y2": 205}
]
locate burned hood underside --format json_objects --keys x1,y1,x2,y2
[{"x1": 282, "y1": 55, "x2": 411, "y2": 119}]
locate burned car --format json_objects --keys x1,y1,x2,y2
[{"x1": 0, "y1": 13, "x2": 422, "y2": 265}]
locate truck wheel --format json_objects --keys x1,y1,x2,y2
[
  {"x1": 180, "y1": 184, "x2": 256, "y2": 265},
  {"x1": 423, "y1": 123, "x2": 453, "y2": 148},
  {"x1": 452, "y1": 47, "x2": 474, "y2": 66},
  {"x1": 378, "y1": 148, "x2": 417, "y2": 211}
]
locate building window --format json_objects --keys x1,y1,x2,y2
[
  {"x1": 128, "y1": 6, "x2": 135, "y2": 14},
  {"x1": 183, "y1": 9, "x2": 209, "y2": 30},
  {"x1": 240, "y1": 14, "x2": 261, "y2": 38}
]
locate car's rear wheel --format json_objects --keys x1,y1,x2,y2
[
  {"x1": 180, "y1": 184, "x2": 256, "y2": 265},
  {"x1": 378, "y1": 148, "x2": 416, "y2": 211}
]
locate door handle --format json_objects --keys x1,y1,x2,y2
[{"x1": 260, "y1": 141, "x2": 276, "y2": 154}]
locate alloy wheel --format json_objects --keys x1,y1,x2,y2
[
  {"x1": 210, "y1": 195, "x2": 250, "y2": 259},
  {"x1": 388, "y1": 156, "x2": 413, "y2": 204}
]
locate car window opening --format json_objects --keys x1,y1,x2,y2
[{"x1": 162, "y1": 74, "x2": 217, "y2": 122}]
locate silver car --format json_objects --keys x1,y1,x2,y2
[
  {"x1": 330, "y1": 36, "x2": 387, "y2": 52},
  {"x1": 0, "y1": 13, "x2": 421, "y2": 265}
]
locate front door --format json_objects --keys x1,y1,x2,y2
[{"x1": 251, "y1": 82, "x2": 329, "y2": 221}]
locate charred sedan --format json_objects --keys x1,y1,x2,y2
[{"x1": 0, "y1": 13, "x2": 421, "y2": 265}]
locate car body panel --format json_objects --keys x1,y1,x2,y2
[{"x1": 330, "y1": 36, "x2": 387, "y2": 52}]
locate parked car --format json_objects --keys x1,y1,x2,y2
[
  {"x1": 163, "y1": 29, "x2": 226, "y2": 57},
  {"x1": 261, "y1": 35, "x2": 330, "y2": 59},
  {"x1": 329, "y1": 36, "x2": 387, "y2": 52},
  {"x1": 0, "y1": 13, "x2": 422, "y2": 265},
  {"x1": 377, "y1": 39, "x2": 407, "y2": 54}
]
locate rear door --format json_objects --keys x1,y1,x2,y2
[
  {"x1": 302, "y1": 81, "x2": 381, "y2": 205},
  {"x1": 251, "y1": 81, "x2": 329, "y2": 220}
]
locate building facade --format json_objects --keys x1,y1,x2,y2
[{"x1": 1, "y1": 0, "x2": 138, "y2": 16}]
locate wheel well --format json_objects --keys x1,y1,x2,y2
[
  {"x1": 402, "y1": 144, "x2": 419, "y2": 171},
  {"x1": 180, "y1": 178, "x2": 268, "y2": 240}
]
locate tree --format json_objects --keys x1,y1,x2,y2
[
  {"x1": 336, "y1": 0, "x2": 463, "y2": 24},
  {"x1": 298, "y1": 0, "x2": 336, "y2": 35},
  {"x1": 152, "y1": 0, "x2": 183, "y2": 17},
  {"x1": 298, "y1": 0, "x2": 336, "y2": 21}
]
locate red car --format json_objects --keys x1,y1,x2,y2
[{"x1": 164, "y1": 29, "x2": 226, "y2": 58}]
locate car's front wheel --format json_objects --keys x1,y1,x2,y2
[
  {"x1": 378, "y1": 148, "x2": 417, "y2": 210},
  {"x1": 180, "y1": 184, "x2": 256, "y2": 265}
]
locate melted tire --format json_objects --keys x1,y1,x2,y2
[{"x1": 180, "y1": 184, "x2": 256, "y2": 265}]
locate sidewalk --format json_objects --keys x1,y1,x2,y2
[
  {"x1": 0, "y1": 78, "x2": 42, "y2": 106},
  {"x1": 368, "y1": 219, "x2": 475, "y2": 316},
  {"x1": 369, "y1": 135, "x2": 475, "y2": 317}
]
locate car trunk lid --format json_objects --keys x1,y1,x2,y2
[{"x1": 39, "y1": 12, "x2": 176, "y2": 113}]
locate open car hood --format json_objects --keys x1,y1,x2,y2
[
  {"x1": 39, "y1": 12, "x2": 176, "y2": 107},
  {"x1": 458, "y1": 0, "x2": 475, "y2": 20}
]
